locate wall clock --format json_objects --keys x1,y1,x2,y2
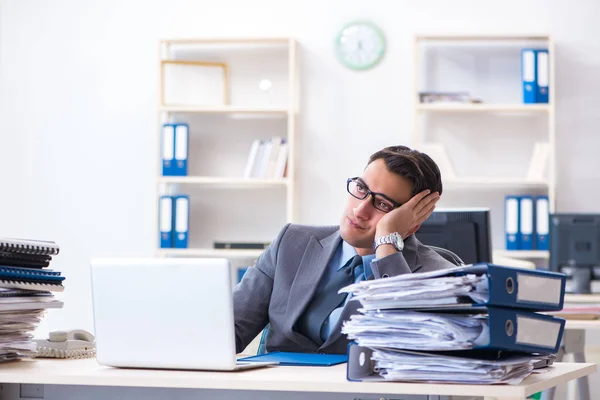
[{"x1": 335, "y1": 21, "x2": 386, "y2": 71}]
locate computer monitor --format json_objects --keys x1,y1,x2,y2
[
  {"x1": 415, "y1": 208, "x2": 492, "y2": 265},
  {"x1": 549, "y1": 213, "x2": 600, "y2": 294}
]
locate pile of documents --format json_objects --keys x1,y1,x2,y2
[
  {"x1": 341, "y1": 263, "x2": 567, "y2": 384},
  {"x1": 0, "y1": 238, "x2": 65, "y2": 362}
]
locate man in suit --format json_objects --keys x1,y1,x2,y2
[{"x1": 233, "y1": 145, "x2": 455, "y2": 354}]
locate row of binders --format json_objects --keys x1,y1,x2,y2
[
  {"x1": 521, "y1": 48, "x2": 549, "y2": 104},
  {"x1": 342, "y1": 263, "x2": 566, "y2": 384},
  {"x1": 159, "y1": 195, "x2": 189, "y2": 248},
  {"x1": 505, "y1": 195, "x2": 549, "y2": 251},
  {"x1": 161, "y1": 123, "x2": 189, "y2": 176},
  {"x1": 244, "y1": 137, "x2": 288, "y2": 179},
  {"x1": 0, "y1": 237, "x2": 65, "y2": 362}
]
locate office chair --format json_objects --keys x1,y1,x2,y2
[
  {"x1": 255, "y1": 245, "x2": 464, "y2": 355},
  {"x1": 427, "y1": 245, "x2": 465, "y2": 266}
]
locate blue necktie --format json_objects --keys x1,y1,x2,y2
[{"x1": 297, "y1": 255, "x2": 363, "y2": 345}]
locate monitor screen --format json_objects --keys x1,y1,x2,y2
[
  {"x1": 549, "y1": 213, "x2": 600, "y2": 294},
  {"x1": 415, "y1": 208, "x2": 492, "y2": 265}
]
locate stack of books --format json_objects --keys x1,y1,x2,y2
[
  {"x1": 0, "y1": 238, "x2": 65, "y2": 362},
  {"x1": 342, "y1": 263, "x2": 566, "y2": 384}
]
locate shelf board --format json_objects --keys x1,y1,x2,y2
[
  {"x1": 416, "y1": 103, "x2": 551, "y2": 113},
  {"x1": 158, "y1": 176, "x2": 290, "y2": 188},
  {"x1": 160, "y1": 106, "x2": 289, "y2": 116},
  {"x1": 493, "y1": 250, "x2": 549, "y2": 260},
  {"x1": 157, "y1": 248, "x2": 263, "y2": 259},
  {"x1": 416, "y1": 34, "x2": 550, "y2": 42},
  {"x1": 445, "y1": 178, "x2": 549, "y2": 188}
]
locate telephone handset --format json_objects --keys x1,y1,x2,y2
[{"x1": 34, "y1": 329, "x2": 96, "y2": 359}]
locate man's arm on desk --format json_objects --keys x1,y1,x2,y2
[{"x1": 233, "y1": 223, "x2": 290, "y2": 353}]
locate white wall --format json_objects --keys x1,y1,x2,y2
[{"x1": 1, "y1": 0, "x2": 600, "y2": 398}]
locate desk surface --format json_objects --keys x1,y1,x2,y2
[
  {"x1": 565, "y1": 294, "x2": 600, "y2": 304},
  {"x1": 566, "y1": 319, "x2": 600, "y2": 330},
  {"x1": 0, "y1": 359, "x2": 595, "y2": 399}
]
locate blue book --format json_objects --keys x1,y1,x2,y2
[
  {"x1": 173, "y1": 195, "x2": 189, "y2": 248},
  {"x1": 521, "y1": 49, "x2": 538, "y2": 104},
  {"x1": 238, "y1": 352, "x2": 347, "y2": 366},
  {"x1": 535, "y1": 195, "x2": 550, "y2": 250},
  {"x1": 536, "y1": 49, "x2": 549, "y2": 103},
  {"x1": 173, "y1": 124, "x2": 189, "y2": 176},
  {"x1": 161, "y1": 124, "x2": 176, "y2": 176},
  {"x1": 0, "y1": 266, "x2": 65, "y2": 282},
  {"x1": 158, "y1": 196, "x2": 174, "y2": 248},
  {"x1": 505, "y1": 195, "x2": 520, "y2": 250}
]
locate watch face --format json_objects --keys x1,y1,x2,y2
[{"x1": 335, "y1": 21, "x2": 386, "y2": 71}]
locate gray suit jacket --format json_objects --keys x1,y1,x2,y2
[{"x1": 233, "y1": 223, "x2": 455, "y2": 354}]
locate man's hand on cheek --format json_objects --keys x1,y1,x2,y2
[{"x1": 375, "y1": 190, "x2": 440, "y2": 239}]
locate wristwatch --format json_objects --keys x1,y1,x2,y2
[{"x1": 373, "y1": 232, "x2": 404, "y2": 252}]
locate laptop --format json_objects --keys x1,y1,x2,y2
[{"x1": 90, "y1": 257, "x2": 274, "y2": 371}]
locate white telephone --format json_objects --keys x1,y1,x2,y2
[{"x1": 34, "y1": 329, "x2": 96, "y2": 359}]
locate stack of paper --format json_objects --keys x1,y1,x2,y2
[
  {"x1": 343, "y1": 310, "x2": 486, "y2": 351},
  {"x1": 341, "y1": 263, "x2": 567, "y2": 384},
  {"x1": 0, "y1": 238, "x2": 65, "y2": 362},
  {"x1": 372, "y1": 348, "x2": 534, "y2": 384}
]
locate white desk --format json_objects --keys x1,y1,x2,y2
[
  {"x1": 0, "y1": 359, "x2": 595, "y2": 400},
  {"x1": 540, "y1": 295, "x2": 600, "y2": 400}
]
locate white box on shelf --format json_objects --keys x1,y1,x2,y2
[{"x1": 161, "y1": 61, "x2": 229, "y2": 107}]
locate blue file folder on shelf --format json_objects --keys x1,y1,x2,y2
[
  {"x1": 161, "y1": 124, "x2": 176, "y2": 176},
  {"x1": 341, "y1": 263, "x2": 566, "y2": 312},
  {"x1": 536, "y1": 49, "x2": 549, "y2": 103},
  {"x1": 536, "y1": 195, "x2": 550, "y2": 250},
  {"x1": 521, "y1": 49, "x2": 537, "y2": 104},
  {"x1": 238, "y1": 352, "x2": 347, "y2": 366},
  {"x1": 342, "y1": 307, "x2": 565, "y2": 354},
  {"x1": 520, "y1": 196, "x2": 534, "y2": 250},
  {"x1": 174, "y1": 124, "x2": 188, "y2": 176},
  {"x1": 173, "y1": 195, "x2": 189, "y2": 248},
  {"x1": 505, "y1": 196, "x2": 520, "y2": 250},
  {"x1": 159, "y1": 196, "x2": 174, "y2": 248}
]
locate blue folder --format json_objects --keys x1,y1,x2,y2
[
  {"x1": 433, "y1": 307, "x2": 565, "y2": 354},
  {"x1": 521, "y1": 49, "x2": 538, "y2": 104},
  {"x1": 238, "y1": 352, "x2": 347, "y2": 366},
  {"x1": 408, "y1": 263, "x2": 566, "y2": 312}
]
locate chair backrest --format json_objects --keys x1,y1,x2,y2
[{"x1": 427, "y1": 245, "x2": 465, "y2": 266}]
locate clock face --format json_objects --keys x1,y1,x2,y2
[{"x1": 335, "y1": 21, "x2": 386, "y2": 71}]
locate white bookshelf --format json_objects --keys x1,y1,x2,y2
[
  {"x1": 412, "y1": 34, "x2": 555, "y2": 254},
  {"x1": 158, "y1": 176, "x2": 291, "y2": 188},
  {"x1": 415, "y1": 103, "x2": 551, "y2": 113},
  {"x1": 493, "y1": 249, "x2": 550, "y2": 260},
  {"x1": 157, "y1": 248, "x2": 264, "y2": 259},
  {"x1": 155, "y1": 38, "x2": 300, "y2": 261}
]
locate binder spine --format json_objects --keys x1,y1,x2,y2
[
  {"x1": 488, "y1": 308, "x2": 564, "y2": 353},
  {"x1": 488, "y1": 264, "x2": 565, "y2": 311},
  {"x1": 536, "y1": 49, "x2": 549, "y2": 103},
  {"x1": 535, "y1": 195, "x2": 550, "y2": 250},
  {"x1": 505, "y1": 196, "x2": 520, "y2": 250},
  {"x1": 174, "y1": 195, "x2": 190, "y2": 248},
  {"x1": 520, "y1": 196, "x2": 535, "y2": 250},
  {"x1": 174, "y1": 124, "x2": 188, "y2": 176},
  {"x1": 521, "y1": 49, "x2": 538, "y2": 104}
]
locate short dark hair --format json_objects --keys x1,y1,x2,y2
[{"x1": 367, "y1": 145, "x2": 443, "y2": 196}]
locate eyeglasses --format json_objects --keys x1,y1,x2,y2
[{"x1": 346, "y1": 177, "x2": 402, "y2": 213}]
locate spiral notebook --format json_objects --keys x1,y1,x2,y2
[
  {"x1": 0, "y1": 251, "x2": 51, "y2": 268},
  {"x1": 0, "y1": 238, "x2": 60, "y2": 256}
]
